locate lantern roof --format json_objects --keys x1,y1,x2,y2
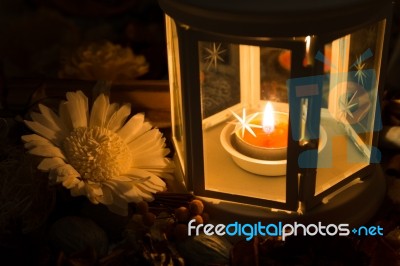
[{"x1": 159, "y1": 0, "x2": 392, "y2": 37}]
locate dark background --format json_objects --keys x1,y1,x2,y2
[
  {"x1": 1, "y1": 1, "x2": 400, "y2": 265},
  {"x1": 0, "y1": 0, "x2": 168, "y2": 80}
]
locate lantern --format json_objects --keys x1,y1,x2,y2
[{"x1": 159, "y1": 0, "x2": 393, "y2": 225}]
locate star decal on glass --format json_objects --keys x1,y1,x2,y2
[
  {"x1": 204, "y1": 43, "x2": 226, "y2": 70},
  {"x1": 230, "y1": 109, "x2": 261, "y2": 138},
  {"x1": 339, "y1": 90, "x2": 358, "y2": 119},
  {"x1": 351, "y1": 49, "x2": 372, "y2": 86},
  {"x1": 354, "y1": 56, "x2": 367, "y2": 86}
]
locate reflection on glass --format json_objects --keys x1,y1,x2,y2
[
  {"x1": 260, "y1": 47, "x2": 291, "y2": 102},
  {"x1": 198, "y1": 42, "x2": 241, "y2": 119},
  {"x1": 166, "y1": 16, "x2": 185, "y2": 173}
]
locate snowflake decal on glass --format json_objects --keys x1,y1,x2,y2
[
  {"x1": 351, "y1": 49, "x2": 373, "y2": 86},
  {"x1": 230, "y1": 109, "x2": 261, "y2": 138},
  {"x1": 204, "y1": 43, "x2": 227, "y2": 70},
  {"x1": 339, "y1": 90, "x2": 358, "y2": 120},
  {"x1": 354, "y1": 57, "x2": 367, "y2": 86},
  {"x1": 336, "y1": 81, "x2": 372, "y2": 126}
]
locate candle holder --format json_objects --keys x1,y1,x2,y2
[
  {"x1": 159, "y1": 0, "x2": 392, "y2": 225},
  {"x1": 221, "y1": 111, "x2": 327, "y2": 176},
  {"x1": 232, "y1": 111, "x2": 289, "y2": 161}
]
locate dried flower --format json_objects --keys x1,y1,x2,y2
[
  {"x1": 59, "y1": 41, "x2": 149, "y2": 82},
  {"x1": 22, "y1": 91, "x2": 173, "y2": 216}
]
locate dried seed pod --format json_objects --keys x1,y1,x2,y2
[
  {"x1": 191, "y1": 215, "x2": 204, "y2": 225},
  {"x1": 189, "y1": 199, "x2": 204, "y2": 215},
  {"x1": 143, "y1": 212, "x2": 157, "y2": 226},
  {"x1": 173, "y1": 223, "x2": 189, "y2": 241},
  {"x1": 136, "y1": 201, "x2": 149, "y2": 215},
  {"x1": 174, "y1": 206, "x2": 190, "y2": 223}
]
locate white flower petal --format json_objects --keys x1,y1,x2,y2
[
  {"x1": 49, "y1": 164, "x2": 80, "y2": 187},
  {"x1": 104, "y1": 180, "x2": 141, "y2": 202},
  {"x1": 89, "y1": 94, "x2": 109, "y2": 128},
  {"x1": 141, "y1": 168, "x2": 175, "y2": 180},
  {"x1": 134, "y1": 185, "x2": 154, "y2": 201},
  {"x1": 28, "y1": 145, "x2": 66, "y2": 159},
  {"x1": 133, "y1": 135, "x2": 165, "y2": 151},
  {"x1": 21, "y1": 134, "x2": 50, "y2": 143},
  {"x1": 71, "y1": 181, "x2": 86, "y2": 196},
  {"x1": 112, "y1": 193, "x2": 130, "y2": 208},
  {"x1": 105, "y1": 102, "x2": 119, "y2": 125},
  {"x1": 59, "y1": 101, "x2": 73, "y2": 132},
  {"x1": 24, "y1": 120, "x2": 60, "y2": 145},
  {"x1": 133, "y1": 149, "x2": 170, "y2": 163},
  {"x1": 142, "y1": 168, "x2": 175, "y2": 179},
  {"x1": 38, "y1": 104, "x2": 70, "y2": 134},
  {"x1": 127, "y1": 129, "x2": 162, "y2": 153},
  {"x1": 22, "y1": 134, "x2": 54, "y2": 148},
  {"x1": 139, "y1": 179, "x2": 166, "y2": 192},
  {"x1": 106, "y1": 194, "x2": 128, "y2": 216},
  {"x1": 77, "y1": 90, "x2": 89, "y2": 118},
  {"x1": 117, "y1": 113, "x2": 152, "y2": 143},
  {"x1": 136, "y1": 182, "x2": 161, "y2": 194},
  {"x1": 112, "y1": 175, "x2": 134, "y2": 182},
  {"x1": 63, "y1": 176, "x2": 81, "y2": 189},
  {"x1": 124, "y1": 168, "x2": 166, "y2": 188},
  {"x1": 154, "y1": 172, "x2": 173, "y2": 181},
  {"x1": 97, "y1": 185, "x2": 113, "y2": 205},
  {"x1": 133, "y1": 151, "x2": 171, "y2": 165},
  {"x1": 38, "y1": 157, "x2": 66, "y2": 171},
  {"x1": 118, "y1": 174, "x2": 150, "y2": 183},
  {"x1": 65, "y1": 91, "x2": 88, "y2": 128},
  {"x1": 143, "y1": 165, "x2": 175, "y2": 173},
  {"x1": 107, "y1": 103, "x2": 131, "y2": 132},
  {"x1": 131, "y1": 159, "x2": 169, "y2": 169},
  {"x1": 85, "y1": 183, "x2": 103, "y2": 204},
  {"x1": 24, "y1": 139, "x2": 56, "y2": 150},
  {"x1": 130, "y1": 140, "x2": 171, "y2": 162},
  {"x1": 31, "y1": 112, "x2": 60, "y2": 132}
]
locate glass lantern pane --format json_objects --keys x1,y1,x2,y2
[
  {"x1": 200, "y1": 42, "x2": 291, "y2": 204},
  {"x1": 260, "y1": 47, "x2": 290, "y2": 102},
  {"x1": 199, "y1": 42, "x2": 241, "y2": 120},
  {"x1": 315, "y1": 20, "x2": 385, "y2": 195},
  {"x1": 166, "y1": 16, "x2": 186, "y2": 174}
]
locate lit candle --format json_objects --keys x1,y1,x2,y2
[{"x1": 233, "y1": 102, "x2": 289, "y2": 160}]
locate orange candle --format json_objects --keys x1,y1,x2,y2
[
  {"x1": 233, "y1": 102, "x2": 289, "y2": 161},
  {"x1": 241, "y1": 119, "x2": 288, "y2": 148}
]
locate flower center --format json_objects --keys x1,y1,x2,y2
[{"x1": 63, "y1": 127, "x2": 131, "y2": 182}]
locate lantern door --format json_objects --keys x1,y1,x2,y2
[{"x1": 295, "y1": 19, "x2": 388, "y2": 210}]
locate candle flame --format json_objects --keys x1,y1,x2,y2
[
  {"x1": 305, "y1": 35, "x2": 311, "y2": 55},
  {"x1": 262, "y1": 102, "x2": 275, "y2": 134}
]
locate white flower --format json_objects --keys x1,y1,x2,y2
[
  {"x1": 22, "y1": 91, "x2": 174, "y2": 216},
  {"x1": 59, "y1": 41, "x2": 149, "y2": 82}
]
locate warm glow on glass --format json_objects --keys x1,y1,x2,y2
[{"x1": 262, "y1": 102, "x2": 275, "y2": 134}]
